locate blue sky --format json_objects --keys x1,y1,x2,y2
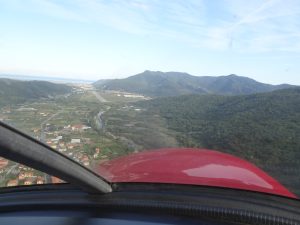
[{"x1": 0, "y1": 0, "x2": 300, "y2": 84}]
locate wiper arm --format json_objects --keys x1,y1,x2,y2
[{"x1": 0, "y1": 122, "x2": 112, "y2": 194}]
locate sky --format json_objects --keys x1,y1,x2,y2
[{"x1": 0, "y1": 0, "x2": 300, "y2": 85}]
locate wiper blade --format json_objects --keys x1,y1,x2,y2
[{"x1": 0, "y1": 121, "x2": 112, "y2": 194}]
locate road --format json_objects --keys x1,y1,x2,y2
[
  {"x1": 96, "y1": 111, "x2": 105, "y2": 130},
  {"x1": 40, "y1": 111, "x2": 62, "y2": 141},
  {"x1": 39, "y1": 110, "x2": 62, "y2": 184},
  {"x1": 91, "y1": 91, "x2": 108, "y2": 103},
  {"x1": 91, "y1": 90, "x2": 109, "y2": 130},
  {"x1": 91, "y1": 91, "x2": 141, "y2": 151}
]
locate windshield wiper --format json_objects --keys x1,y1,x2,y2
[{"x1": 0, "y1": 121, "x2": 112, "y2": 194}]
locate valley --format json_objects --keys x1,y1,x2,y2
[
  {"x1": 0, "y1": 84, "x2": 176, "y2": 187},
  {"x1": 0, "y1": 74, "x2": 299, "y2": 195}
]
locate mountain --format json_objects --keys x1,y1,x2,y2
[
  {"x1": 93, "y1": 70, "x2": 296, "y2": 97},
  {"x1": 0, "y1": 79, "x2": 72, "y2": 107},
  {"x1": 136, "y1": 87, "x2": 300, "y2": 193}
]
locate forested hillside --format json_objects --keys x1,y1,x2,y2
[
  {"x1": 0, "y1": 79, "x2": 72, "y2": 107},
  {"x1": 137, "y1": 88, "x2": 300, "y2": 192}
]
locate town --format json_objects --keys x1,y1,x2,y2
[{"x1": 0, "y1": 84, "x2": 147, "y2": 187}]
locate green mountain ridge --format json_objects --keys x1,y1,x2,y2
[
  {"x1": 0, "y1": 78, "x2": 72, "y2": 107},
  {"x1": 94, "y1": 70, "x2": 296, "y2": 96}
]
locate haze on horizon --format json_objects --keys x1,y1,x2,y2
[{"x1": 1, "y1": 0, "x2": 300, "y2": 85}]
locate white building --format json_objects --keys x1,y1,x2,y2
[{"x1": 71, "y1": 139, "x2": 81, "y2": 144}]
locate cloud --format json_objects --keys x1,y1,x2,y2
[
  {"x1": 5, "y1": 0, "x2": 87, "y2": 22},
  {"x1": 221, "y1": 0, "x2": 300, "y2": 52},
  {"x1": 3, "y1": 0, "x2": 300, "y2": 52}
]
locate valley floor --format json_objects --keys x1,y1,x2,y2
[{"x1": 0, "y1": 84, "x2": 177, "y2": 187}]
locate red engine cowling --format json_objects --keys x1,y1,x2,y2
[{"x1": 97, "y1": 148, "x2": 296, "y2": 199}]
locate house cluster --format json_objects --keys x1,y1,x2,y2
[
  {"x1": 72, "y1": 147, "x2": 104, "y2": 167},
  {"x1": 39, "y1": 112, "x2": 49, "y2": 117},
  {"x1": 0, "y1": 157, "x2": 8, "y2": 175},
  {"x1": 43, "y1": 130, "x2": 96, "y2": 168},
  {"x1": 72, "y1": 152, "x2": 91, "y2": 167},
  {"x1": 93, "y1": 148, "x2": 101, "y2": 159},
  {"x1": 0, "y1": 107, "x2": 11, "y2": 122},
  {"x1": 72, "y1": 84, "x2": 94, "y2": 92},
  {"x1": 106, "y1": 90, "x2": 148, "y2": 99},
  {"x1": 0, "y1": 157, "x2": 8, "y2": 169},
  {"x1": 61, "y1": 124, "x2": 92, "y2": 132},
  {"x1": 1, "y1": 107, "x2": 11, "y2": 114},
  {"x1": 71, "y1": 124, "x2": 92, "y2": 132},
  {"x1": 1, "y1": 118, "x2": 104, "y2": 187},
  {"x1": 2, "y1": 146, "x2": 103, "y2": 187},
  {"x1": 71, "y1": 86, "x2": 85, "y2": 94},
  {"x1": 2, "y1": 158, "x2": 66, "y2": 187},
  {"x1": 46, "y1": 136, "x2": 84, "y2": 153},
  {"x1": 0, "y1": 114, "x2": 7, "y2": 122},
  {"x1": 46, "y1": 135, "x2": 66, "y2": 150},
  {"x1": 31, "y1": 122, "x2": 91, "y2": 152},
  {"x1": 6, "y1": 164, "x2": 45, "y2": 187}
]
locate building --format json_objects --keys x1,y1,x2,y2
[
  {"x1": 51, "y1": 138, "x2": 60, "y2": 143},
  {"x1": 67, "y1": 144, "x2": 75, "y2": 149},
  {"x1": 50, "y1": 145, "x2": 57, "y2": 149},
  {"x1": 24, "y1": 178, "x2": 35, "y2": 185},
  {"x1": 51, "y1": 176, "x2": 64, "y2": 184},
  {"x1": 83, "y1": 161, "x2": 90, "y2": 166},
  {"x1": 19, "y1": 171, "x2": 35, "y2": 180},
  {"x1": 93, "y1": 147, "x2": 101, "y2": 158},
  {"x1": 71, "y1": 124, "x2": 91, "y2": 131},
  {"x1": 0, "y1": 157, "x2": 8, "y2": 169},
  {"x1": 7, "y1": 179, "x2": 18, "y2": 187},
  {"x1": 82, "y1": 126, "x2": 91, "y2": 130},
  {"x1": 81, "y1": 155, "x2": 90, "y2": 167},
  {"x1": 16, "y1": 107, "x2": 37, "y2": 112},
  {"x1": 124, "y1": 94, "x2": 145, "y2": 98},
  {"x1": 95, "y1": 148, "x2": 101, "y2": 154},
  {"x1": 71, "y1": 124, "x2": 85, "y2": 131},
  {"x1": 64, "y1": 125, "x2": 71, "y2": 129},
  {"x1": 59, "y1": 142, "x2": 66, "y2": 147},
  {"x1": 18, "y1": 164, "x2": 25, "y2": 170},
  {"x1": 71, "y1": 139, "x2": 81, "y2": 144},
  {"x1": 32, "y1": 128, "x2": 39, "y2": 133},
  {"x1": 36, "y1": 177, "x2": 44, "y2": 184}
]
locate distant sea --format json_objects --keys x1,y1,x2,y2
[{"x1": 0, "y1": 74, "x2": 96, "y2": 84}]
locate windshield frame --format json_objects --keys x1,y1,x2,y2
[{"x1": 0, "y1": 121, "x2": 112, "y2": 194}]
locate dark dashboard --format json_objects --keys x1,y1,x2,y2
[
  {"x1": 0, "y1": 211, "x2": 231, "y2": 225},
  {"x1": 0, "y1": 183, "x2": 300, "y2": 225}
]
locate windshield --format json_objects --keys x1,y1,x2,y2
[{"x1": 0, "y1": 1, "x2": 299, "y2": 198}]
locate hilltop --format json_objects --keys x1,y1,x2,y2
[{"x1": 94, "y1": 70, "x2": 295, "y2": 97}]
